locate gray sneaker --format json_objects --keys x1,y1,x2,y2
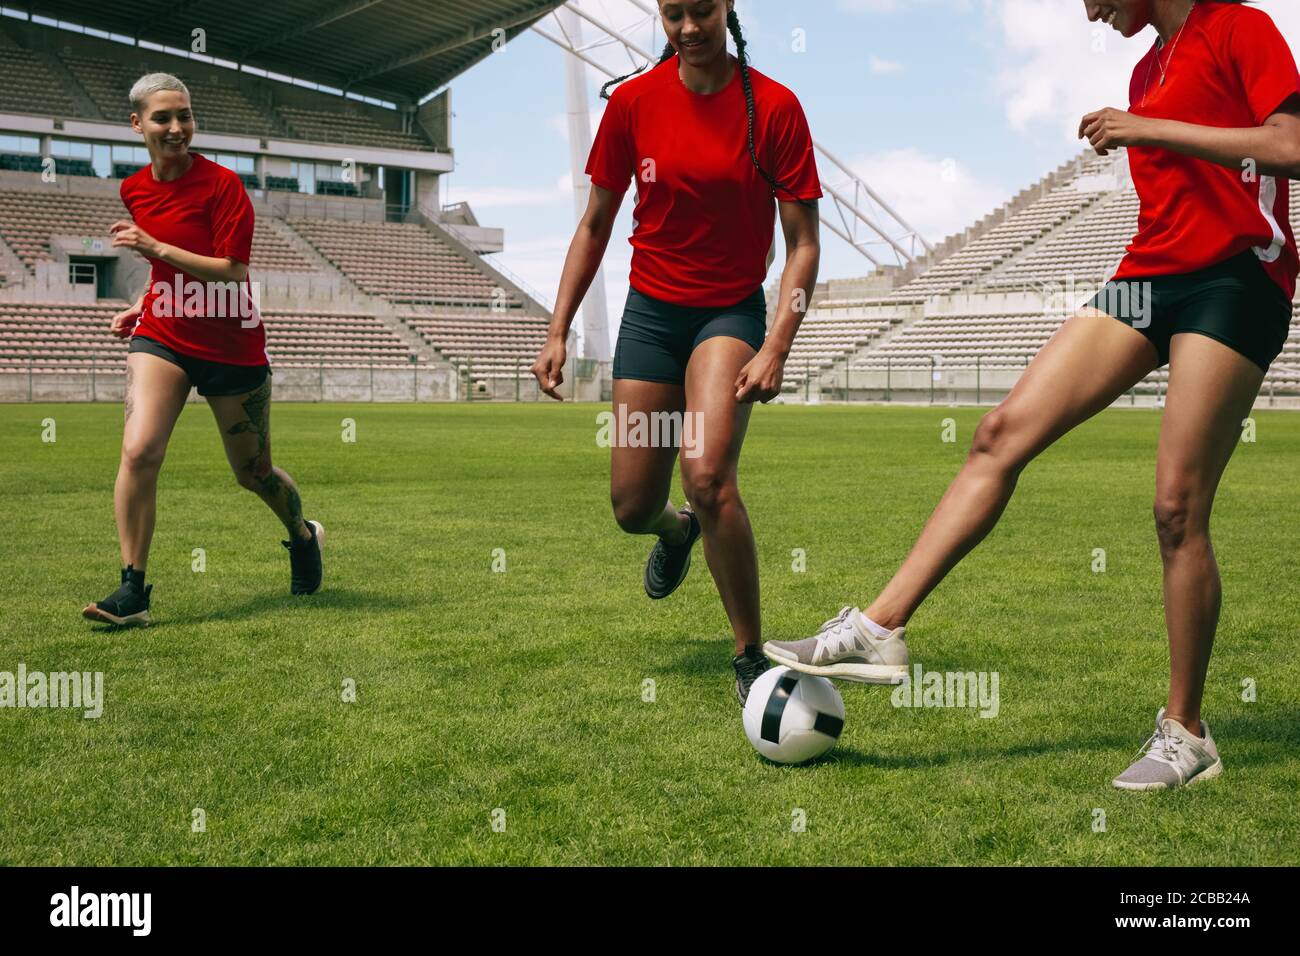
[
  {"x1": 1112, "y1": 709, "x2": 1223, "y2": 791},
  {"x1": 763, "y1": 606, "x2": 909, "y2": 684}
]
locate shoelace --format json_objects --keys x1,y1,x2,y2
[
  {"x1": 816, "y1": 607, "x2": 859, "y2": 655},
  {"x1": 1135, "y1": 727, "x2": 1181, "y2": 764}
]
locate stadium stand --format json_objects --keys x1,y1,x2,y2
[
  {"x1": 0, "y1": 24, "x2": 430, "y2": 150},
  {"x1": 0, "y1": 46, "x2": 78, "y2": 117},
  {"x1": 287, "y1": 218, "x2": 521, "y2": 307},
  {"x1": 0, "y1": 302, "x2": 418, "y2": 372},
  {"x1": 401, "y1": 311, "x2": 551, "y2": 380},
  {"x1": 786, "y1": 151, "x2": 1300, "y2": 404},
  {"x1": 61, "y1": 53, "x2": 282, "y2": 137},
  {"x1": 0, "y1": 188, "x2": 316, "y2": 274},
  {"x1": 885, "y1": 154, "x2": 1116, "y2": 300},
  {"x1": 276, "y1": 107, "x2": 432, "y2": 152}
]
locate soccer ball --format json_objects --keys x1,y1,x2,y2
[{"x1": 743, "y1": 666, "x2": 845, "y2": 764}]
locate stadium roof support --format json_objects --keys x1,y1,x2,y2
[
  {"x1": 18, "y1": 0, "x2": 567, "y2": 104},
  {"x1": 532, "y1": 0, "x2": 933, "y2": 270}
]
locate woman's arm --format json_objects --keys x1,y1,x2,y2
[
  {"x1": 109, "y1": 219, "x2": 249, "y2": 284},
  {"x1": 530, "y1": 184, "x2": 625, "y2": 401},
  {"x1": 734, "y1": 199, "x2": 820, "y2": 404},
  {"x1": 1080, "y1": 97, "x2": 1300, "y2": 179}
]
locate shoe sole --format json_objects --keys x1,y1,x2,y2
[
  {"x1": 1112, "y1": 758, "x2": 1224, "y2": 791},
  {"x1": 82, "y1": 604, "x2": 150, "y2": 627},
  {"x1": 763, "y1": 646, "x2": 907, "y2": 685},
  {"x1": 294, "y1": 520, "x2": 325, "y2": 596}
]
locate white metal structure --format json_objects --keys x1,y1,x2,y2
[{"x1": 558, "y1": 6, "x2": 612, "y2": 361}]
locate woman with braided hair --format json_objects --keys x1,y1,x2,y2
[{"x1": 531, "y1": 0, "x2": 822, "y2": 705}]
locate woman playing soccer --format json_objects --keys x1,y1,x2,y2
[
  {"x1": 83, "y1": 73, "x2": 324, "y2": 627},
  {"x1": 531, "y1": 0, "x2": 822, "y2": 704},
  {"x1": 766, "y1": 0, "x2": 1299, "y2": 788}
]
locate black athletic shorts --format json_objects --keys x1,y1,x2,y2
[
  {"x1": 128, "y1": 334, "x2": 270, "y2": 397},
  {"x1": 1086, "y1": 250, "x2": 1292, "y2": 373},
  {"x1": 613, "y1": 285, "x2": 767, "y2": 385}
]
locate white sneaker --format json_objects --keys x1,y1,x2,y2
[
  {"x1": 1112, "y1": 709, "x2": 1223, "y2": 791},
  {"x1": 763, "y1": 607, "x2": 909, "y2": 684}
]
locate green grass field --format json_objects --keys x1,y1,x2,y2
[{"x1": 2, "y1": 401, "x2": 1298, "y2": 866}]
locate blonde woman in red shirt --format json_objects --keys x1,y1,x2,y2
[
  {"x1": 532, "y1": 1, "x2": 822, "y2": 705},
  {"x1": 83, "y1": 73, "x2": 323, "y2": 627},
  {"x1": 767, "y1": 0, "x2": 1299, "y2": 789}
]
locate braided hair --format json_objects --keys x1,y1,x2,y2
[{"x1": 599, "y1": 9, "x2": 788, "y2": 195}]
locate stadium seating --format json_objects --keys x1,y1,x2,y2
[
  {"x1": 287, "y1": 218, "x2": 521, "y2": 306},
  {"x1": 60, "y1": 54, "x2": 281, "y2": 138},
  {"x1": 0, "y1": 47, "x2": 77, "y2": 116},
  {"x1": 885, "y1": 155, "x2": 1117, "y2": 299},
  {"x1": 276, "y1": 107, "x2": 432, "y2": 152},
  {"x1": 0, "y1": 29, "x2": 432, "y2": 151},
  {"x1": 0, "y1": 188, "x2": 316, "y2": 274},
  {"x1": 788, "y1": 153, "x2": 1300, "y2": 399},
  {"x1": 0, "y1": 302, "x2": 417, "y2": 372},
  {"x1": 400, "y1": 310, "x2": 550, "y2": 380}
]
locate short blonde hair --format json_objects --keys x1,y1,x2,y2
[{"x1": 129, "y1": 73, "x2": 190, "y2": 114}]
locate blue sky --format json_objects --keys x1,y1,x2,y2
[{"x1": 440, "y1": 0, "x2": 1300, "y2": 347}]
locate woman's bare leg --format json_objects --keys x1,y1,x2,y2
[
  {"x1": 1154, "y1": 333, "x2": 1265, "y2": 735},
  {"x1": 609, "y1": 378, "x2": 689, "y2": 541},
  {"x1": 115, "y1": 352, "x2": 192, "y2": 573},
  {"x1": 206, "y1": 376, "x2": 310, "y2": 540},
  {"x1": 864, "y1": 311, "x2": 1161, "y2": 628},
  {"x1": 681, "y1": 337, "x2": 758, "y2": 653}
]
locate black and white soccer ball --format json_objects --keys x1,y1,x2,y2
[{"x1": 742, "y1": 666, "x2": 845, "y2": 764}]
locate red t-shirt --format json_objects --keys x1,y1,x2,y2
[
  {"x1": 120, "y1": 152, "x2": 267, "y2": 365},
  {"x1": 586, "y1": 56, "x2": 822, "y2": 307},
  {"x1": 1114, "y1": 1, "x2": 1300, "y2": 301}
]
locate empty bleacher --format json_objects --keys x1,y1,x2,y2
[
  {"x1": 0, "y1": 46, "x2": 77, "y2": 117},
  {"x1": 0, "y1": 302, "x2": 417, "y2": 373},
  {"x1": 287, "y1": 218, "x2": 518, "y2": 306},
  {"x1": 62, "y1": 53, "x2": 280, "y2": 137},
  {"x1": 988, "y1": 192, "x2": 1140, "y2": 290},
  {"x1": 886, "y1": 155, "x2": 1116, "y2": 300},
  {"x1": 401, "y1": 311, "x2": 549, "y2": 379},
  {"x1": 0, "y1": 27, "x2": 432, "y2": 152},
  {"x1": 0, "y1": 188, "x2": 315, "y2": 275},
  {"x1": 276, "y1": 107, "x2": 431, "y2": 152}
]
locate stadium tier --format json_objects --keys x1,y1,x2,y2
[
  {"x1": 0, "y1": 302, "x2": 418, "y2": 371},
  {"x1": 0, "y1": 27, "x2": 433, "y2": 152},
  {"x1": 0, "y1": 188, "x2": 316, "y2": 274},
  {"x1": 276, "y1": 107, "x2": 433, "y2": 153},
  {"x1": 61, "y1": 53, "x2": 281, "y2": 139},
  {"x1": 785, "y1": 153, "x2": 1300, "y2": 401},
  {"x1": 288, "y1": 219, "x2": 522, "y2": 307},
  {"x1": 0, "y1": 46, "x2": 78, "y2": 117},
  {"x1": 400, "y1": 311, "x2": 551, "y2": 379}
]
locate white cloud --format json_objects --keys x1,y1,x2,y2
[
  {"x1": 869, "y1": 55, "x2": 905, "y2": 74},
  {"x1": 990, "y1": 0, "x2": 1300, "y2": 143},
  {"x1": 843, "y1": 148, "x2": 1010, "y2": 243}
]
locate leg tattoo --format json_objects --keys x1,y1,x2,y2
[{"x1": 227, "y1": 379, "x2": 307, "y2": 536}]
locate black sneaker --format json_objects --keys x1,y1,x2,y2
[
  {"x1": 83, "y1": 565, "x2": 151, "y2": 627},
  {"x1": 643, "y1": 506, "x2": 701, "y2": 599},
  {"x1": 732, "y1": 645, "x2": 771, "y2": 707},
  {"x1": 284, "y1": 519, "x2": 324, "y2": 595}
]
